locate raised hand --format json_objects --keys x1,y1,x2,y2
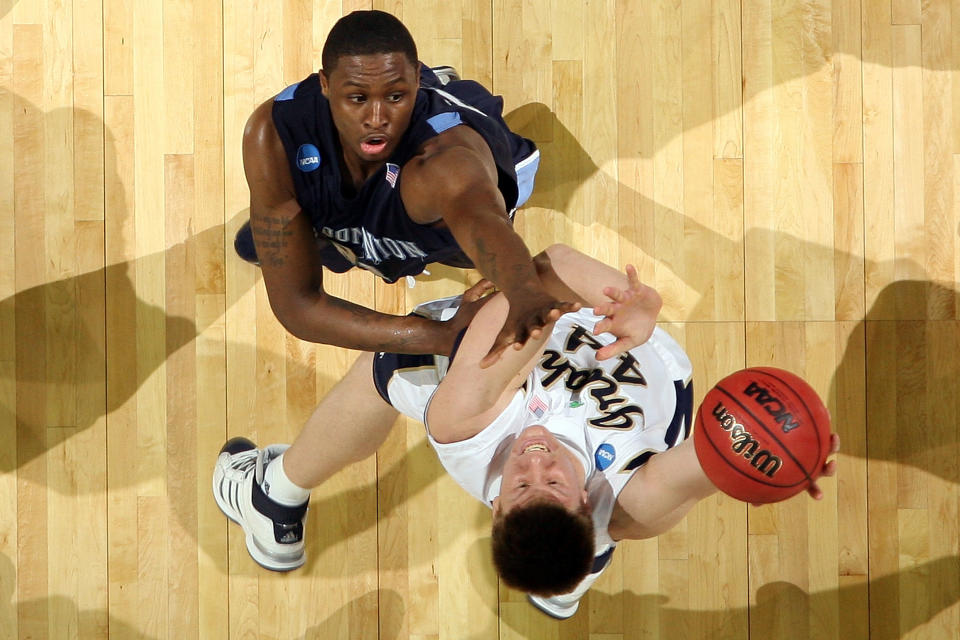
[{"x1": 591, "y1": 264, "x2": 663, "y2": 361}]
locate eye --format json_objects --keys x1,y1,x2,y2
[
  {"x1": 548, "y1": 481, "x2": 558, "y2": 486},
  {"x1": 348, "y1": 95, "x2": 366, "y2": 104},
  {"x1": 387, "y1": 92, "x2": 404, "y2": 103}
]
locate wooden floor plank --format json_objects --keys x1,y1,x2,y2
[{"x1": 2, "y1": 1, "x2": 959, "y2": 638}]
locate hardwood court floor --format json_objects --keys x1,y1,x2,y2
[{"x1": 1, "y1": 1, "x2": 959, "y2": 638}]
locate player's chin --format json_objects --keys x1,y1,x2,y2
[{"x1": 357, "y1": 148, "x2": 390, "y2": 162}]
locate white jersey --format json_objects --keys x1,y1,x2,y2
[{"x1": 379, "y1": 305, "x2": 695, "y2": 552}]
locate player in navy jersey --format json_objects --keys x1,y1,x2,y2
[
  {"x1": 214, "y1": 243, "x2": 839, "y2": 618},
  {"x1": 238, "y1": 9, "x2": 576, "y2": 362}
]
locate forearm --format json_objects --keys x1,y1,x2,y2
[
  {"x1": 273, "y1": 293, "x2": 452, "y2": 355},
  {"x1": 427, "y1": 294, "x2": 553, "y2": 441},
  {"x1": 609, "y1": 439, "x2": 717, "y2": 541},
  {"x1": 536, "y1": 244, "x2": 630, "y2": 307},
  {"x1": 453, "y1": 213, "x2": 544, "y2": 296}
]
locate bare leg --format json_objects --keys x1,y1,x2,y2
[{"x1": 281, "y1": 351, "x2": 399, "y2": 488}]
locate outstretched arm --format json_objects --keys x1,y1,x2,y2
[
  {"x1": 402, "y1": 128, "x2": 580, "y2": 367},
  {"x1": 243, "y1": 98, "x2": 459, "y2": 354},
  {"x1": 609, "y1": 434, "x2": 841, "y2": 540}
]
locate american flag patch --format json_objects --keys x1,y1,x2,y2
[
  {"x1": 385, "y1": 163, "x2": 400, "y2": 188},
  {"x1": 527, "y1": 396, "x2": 548, "y2": 418}
]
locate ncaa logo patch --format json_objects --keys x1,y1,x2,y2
[
  {"x1": 296, "y1": 144, "x2": 321, "y2": 172},
  {"x1": 595, "y1": 443, "x2": 616, "y2": 471}
]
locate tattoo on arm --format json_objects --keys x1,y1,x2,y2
[
  {"x1": 473, "y1": 237, "x2": 500, "y2": 282},
  {"x1": 251, "y1": 215, "x2": 293, "y2": 267}
]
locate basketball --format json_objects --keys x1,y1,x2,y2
[{"x1": 693, "y1": 367, "x2": 831, "y2": 504}]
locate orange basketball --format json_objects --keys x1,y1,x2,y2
[{"x1": 693, "y1": 367, "x2": 831, "y2": 504}]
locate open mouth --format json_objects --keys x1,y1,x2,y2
[
  {"x1": 521, "y1": 441, "x2": 550, "y2": 454},
  {"x1": 360, "y1": 136, "x2": 388, "y2": 155}
]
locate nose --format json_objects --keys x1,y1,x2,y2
[
  {"x1": 519, "y1": 453, "x2": 556, "y2": 479},
  {"x1": 365, "y1": 100, "x2": 387, "y2": 129}
]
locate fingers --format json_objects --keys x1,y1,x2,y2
[
  {"x1": 624, "y1": 265, "x2": 644, "y2": 293},
  {"x1": 592, "y1": 302, "x2": 614, "y2": 317},
  {"x1": 820, "y1": 459, "x2": 837, "y2": 478},
  {"x1": 593, "y1": 317, "x2": 611, "y2": 335},
  {"x1": 594, "y1": 341, "x2": 623, "y2": 361},
  {"x1": 806, "y1": 483, "x2": 824, "y2": 500},
  {"x1": 806, "y1": 453, "x2": 838, "y2": 500},
  {"x1": 463, "y1": 279, "x2": 495, "y2": 302},
  {"x1": 596, "y1": 337, "x2": 642, "y2": 361},
  {"x1": 544, "y1": 308, "x2": 563, "y2": 323},
  {"x1": 829, "y1": 433, "x2": 840, "y2": 453},
  {"x1": 603, "y1": 286, "x2": 626, "y2": 303}
]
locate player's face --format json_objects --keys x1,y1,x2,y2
[
  {"x1": 321, "y1": 52, "x2": 419, "y2": 166},
  {"x1": 495, "y1": 425, "x2": 588, "y2": 516}
]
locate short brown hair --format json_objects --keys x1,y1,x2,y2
[{"x1": 491, "y1": 501, "x2": 594, "y2": 596}]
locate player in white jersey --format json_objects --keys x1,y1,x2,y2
[
  {"x1": 214, "y1": 244, "x2": 838, "y2": 617},
  {"x1": 379, "y1": 300, "x2": 697, "y2": 616},
  {"x1": 376, "y1": 244, "x2": 836, "y2": 617}
]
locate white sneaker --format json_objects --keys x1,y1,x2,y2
[
  {"x1": 527, "y1": 592, "x2": 582, "y2": 620},
  {"x1": 527, "y1": 544, "x2": 616, "y2": 619},
  {"x1": 213, "y1": 437, "x2": 307, "y2": 571}
]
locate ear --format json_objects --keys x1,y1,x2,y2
[
  {"x1": 319, "y1": 70, "x2": 330, "y2": 97},
  {"x1": 491, "y1": 496, "x2": 501, "y2": 517},
  {"x1": 580, "y1": 490, "x2": 591, "y2": 512}
]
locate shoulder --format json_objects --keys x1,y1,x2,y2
[
  {"x1": 242, "y1": 97, "x2": 295, "y2": 205},
  {"x1": 243, "y1": 98, "x2": 285, "y2": 163},
  {"x1": 400, "y1": 127, "x2": 502, "y2": 222},
  {"x1": 408, "y1": 127, "x2": 497, "y2": 185}
]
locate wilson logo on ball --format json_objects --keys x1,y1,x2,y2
[
  {"x1": 743, "y1": 381, "x2": 800, "y2": 433},
  {"x1": 711, "y1": 402, "x2": 783, "y2": 478}
]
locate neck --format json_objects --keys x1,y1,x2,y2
[{"x1": 339, "y1": 146, "x2": 381, "y2": 189}]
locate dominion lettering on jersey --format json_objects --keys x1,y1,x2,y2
[
  {"x1": 320, "y1": 226, "x2": 429, "y2": 264},
  {"x1": 540, "y1": 324, "x2": 648, "y2": 430}
]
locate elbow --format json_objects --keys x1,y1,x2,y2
[
  {"x1": 271, "y1": 306, "x2": 313, "y2": 343},
  {"x1": 266, "y1": 291, "x2": 328, "y2": 344}
]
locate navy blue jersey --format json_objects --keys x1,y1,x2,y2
[{"x1": 271, "y1": 66, "x2": 540, "y2": 283}]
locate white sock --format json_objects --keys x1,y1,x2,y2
[{"x1": 262, "y1": 452, "x2": 311, "y2": 506}]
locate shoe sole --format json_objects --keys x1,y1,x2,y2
[
  {"x1": 526, "y1": 594, "x2": 579, "y2": 620},
  {"x1": 213, "y1": 438, "x2": 305, "y2": 572}
]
